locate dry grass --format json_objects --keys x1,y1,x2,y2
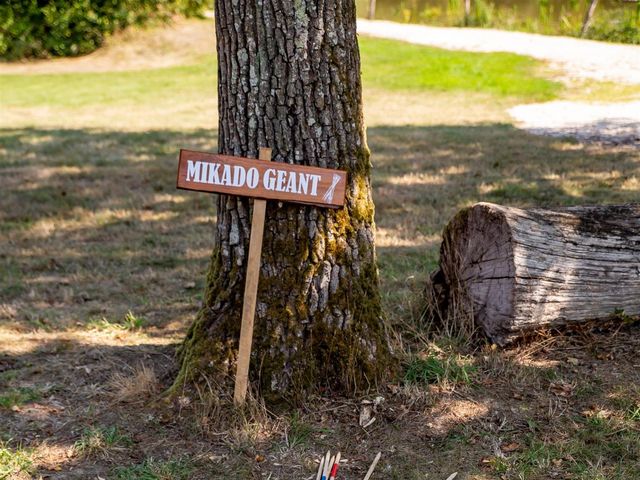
[
  {"x1": 1, "y1": 18, "x2": 640, "y2": 480},
  {"x1": 109, "y1": 364, "x2": 160, "y2": 403}
]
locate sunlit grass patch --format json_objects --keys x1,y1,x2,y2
[
  {"x1": 0, "y1": 58, "x2": 217, "y2": 110},
  {"x1": 360, "y1": 37, "x2": 562, "y2": 100},
  {"x1": 88, "y1": 311, "x2": 145, "y2": 332},
  {"x1": 74, "y1": 425, "x2": 133, "y2": 458},
  {"x1": 492, "y1": 411, "x2": 640, "y2": 478},
  {"x1": 0, "y1": 442, "x2": 34, "y2": 479}
]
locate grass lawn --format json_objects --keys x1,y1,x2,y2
[{"x1": 1, "y1": 18, "x2": 640, "y2": 480}]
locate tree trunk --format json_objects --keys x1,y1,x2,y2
[
  {"x1": 174, "y1": 0, "x2": 393, "y2": 401},
  {"x1": 431, "y1": 202, "x2": 640, "y2": 345},
  {"x1": 581, "y1": 0, "x2": 599, "y2": 37},
  {"x1": 464, "y1": 0, "x2": 472, "y2": 26}
]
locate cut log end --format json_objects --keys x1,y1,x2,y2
[
  {"x1": 440, "y1": 203, "x2": 516, "y2": 343},
  {"x1": 432, "y1": 202, "x2": 640, "y2": 345}
]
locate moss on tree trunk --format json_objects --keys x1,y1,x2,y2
[{"x1": 174, "y1": 0, "x2": 395, "y2": 401}]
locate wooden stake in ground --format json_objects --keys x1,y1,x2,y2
[{"x1": 233, "y1": 147, "x2": 272, "y2": 405}]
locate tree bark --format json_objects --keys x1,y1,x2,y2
[
  {"x1": 174, "y1": 0, "x2": 393, "y2": 400},
  {"x1": 581, "y1": 0, "x2": 599, "y2": 37},
  {"x1": 368, "y1": 0, "x2": 376, "y2": 20},
  {"x1": 464, "y1": 0, "x2": 472, "y2": 26},
  {"x1": 431, "y1": 202, "x2": 640, "y2": 345}
]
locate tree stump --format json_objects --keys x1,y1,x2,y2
[{"x1": 431, "y1": 202, "x2": 640, "y2": 345}]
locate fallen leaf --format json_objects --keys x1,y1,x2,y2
[
  {"x1": 501, "y1": 442, "x2": 521, "y2": 453},
  {"x1": 549, "y1": 381, "x2": 574, "y2": 397}
]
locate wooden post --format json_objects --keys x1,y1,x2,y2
[{"x1": 233, "y1": 147, "x2": 272, "y2": 405}]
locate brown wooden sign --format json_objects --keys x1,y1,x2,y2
[{"x1": 177, "y1": 149, "x2": 347, "y2": 208}]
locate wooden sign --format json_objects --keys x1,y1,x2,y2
[
  {"x1": 177, "y1": 147, "x2": 347, "y2": 405},
  {"x1": 177, "y1": 149, "x2": 347, "y2": 208}
]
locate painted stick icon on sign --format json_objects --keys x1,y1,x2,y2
[{"x1": 177, "y1": 148, "x2": 347, "y2": 404}]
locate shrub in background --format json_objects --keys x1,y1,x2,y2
[
  {"x1": 0, "y1": 0, "x2": 209, "y2": 61},
  {"x1": 586, "y1": 7, "x2": 640, "y2": 45}
]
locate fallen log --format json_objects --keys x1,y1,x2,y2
[{"x1": 430, "y1": 202, "x2": 640, "y2": 345}]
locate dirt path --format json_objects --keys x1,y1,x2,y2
[
  {"x1": 358, "y1": 19, "x2": 640, "y2": 144},
  {"x1": 357, "y1": 19, "x2": 640, "y2": 85},
  {"x1": 509, "y1": 101, "x2": 640, "y2": 144}
]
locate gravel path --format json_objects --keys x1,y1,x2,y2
[
  {"x1": 509, "y1": 101, "x2": 640, "y2": 145},
  {"x1": 357, "y1": 19, "x2": 640, "y2": 85},
  {"x1": 358, "y1": 19, "x2": 640, "y2": 144}
]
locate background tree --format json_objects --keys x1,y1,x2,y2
[{"x1": 175, "y1": 0, "x2": 394, "y2": 400}]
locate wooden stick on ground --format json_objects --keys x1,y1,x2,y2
[
  {"x1": 315, "y1": 455, "x2": 325, "y2": 480},
  {"x1": 363, "y1": 452, "x2": 381, "y2": 480},
  {"x1": 322, "y1": 451, "x2": 332, "y2": 479},
  {"x1": 329, "y1": 452, "x2": 341, "y2": 480}
]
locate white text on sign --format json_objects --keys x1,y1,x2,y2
[{"x1": 176, "y1": 150, "x2": 347, "y2": 208}]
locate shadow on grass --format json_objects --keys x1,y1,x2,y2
[
  {"x1": 1, "y1": 125, "x2": 638, "y2": 331},
  {"x1": 0, "y1": 125, "x2": 639, "y2": 478}
]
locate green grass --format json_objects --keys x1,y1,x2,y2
[
  {"x1": 359, "y1": 37, "x2": 561, "y2": 100},
  {"x1": 496, "y1": 415, "x2": 640, "y2": 479},
  {"x1": 0, "y1": 442, "x2": 33, "y2": 480},
  {"x1": 0, "y1": 57, "x2": 217, "y2": 109},
  {"x1": 286, "y1": 412, "x2": 313, "y2": 449},
  {"x1": 114, "y1": 457, "x2": 194, "y2": 480},
  {"x1": 404, "y1": 354, "x2": 475, "y2": 386},
  {"x1": 74, "y1": 425, "x2": 133, "y2": 457},
  {"x1": 0, "y1": 387, "x2": 40, "y2": 409},
  {"x1": 0, "y1": 38, "x2": 561, "y2": 114}
]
